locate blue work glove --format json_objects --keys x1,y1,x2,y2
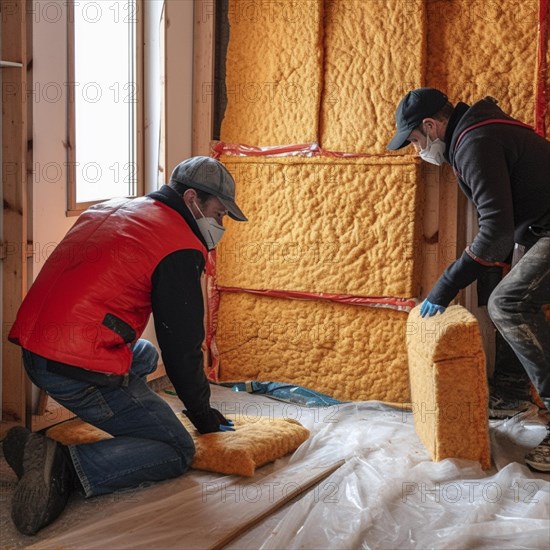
[
  {"x1": 218, "y1": 422, "x2": 235, "y2": 432},
  {"x1": 184, "y1": 407, "x2": 235, "y2": 434},
  {"x1": 420, "y1": 299, "x2": 446, "y2": 318}
]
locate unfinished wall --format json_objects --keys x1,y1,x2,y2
[{"x1": 211, "y1": 0, "x2": 547, "y2": 403}]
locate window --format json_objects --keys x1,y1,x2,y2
[{"x1": 67, "y1": 0, "x2": 142, "y2": 214}]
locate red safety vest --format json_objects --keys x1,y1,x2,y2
[{"x1": 9, "y1": 197, "x2": 206, "y2": 375}]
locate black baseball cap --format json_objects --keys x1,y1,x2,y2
[
  {"x1": 387, "y1": 88, "x2": 449, "y2": 150},
  {"x1": 170, "y1": 157, "x2": 247, "y2": 221}
]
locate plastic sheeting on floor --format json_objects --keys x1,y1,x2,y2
[{"x1": 20, "y1": 387, "x2": 550, "y2": 549}]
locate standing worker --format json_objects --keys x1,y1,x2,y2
[
  {"x1": 387, "y1": 88, "x2": 550, "y2": 472},
  {"x1": 5, "y1": 157, "x2": 246, "y2": 534}
]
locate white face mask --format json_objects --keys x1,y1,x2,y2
[
  {"x1": 193, "y1": 201, "x2": 225, "y2": 250},
  {"x1": 419, "y1": 133, "x2": 446, "y2": 166}
]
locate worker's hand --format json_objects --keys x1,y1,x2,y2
[
  {"x1": 184, "y1": 407, "x2": 235, "y2": 434},
  {"x1": 420, "y1": 299, "x2": 446, "y2": 318}
]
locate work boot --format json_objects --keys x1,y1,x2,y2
[
  {"x1": 488, "y1": 391, "x2": 533, "y2": 420},
  {"x1": 524, "y1": 425, "x2": 550, "y2": 473},
  {"x1": 11, "y1": 432, "x2": 74, "y2": 536},
  {"x1": 3, "y1": 426, "x2": 31, "y2": 480}
]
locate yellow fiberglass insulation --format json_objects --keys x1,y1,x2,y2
[
  {"x1": 213, "y1": 0, "x2": 545, "y2": 410},
  {"x1": 406, "y1": 305, "x2": 491, "y2": 469},
  {"x1": 47, "y1": 415, "x2": 310, "y2": 478},
  {"x1": 320, "y1": 0, "x2": 425, "y2": 154},
  {"x1": 426, "y1": 0, "x2": 539, "y2": 125},
  {"x1": 216, "y1": 156, "x2": 423, "y2": 298},
  {"x1": 215, "y1": 292, "x2": 411, "y2": 403},
  {"x1": 220, "y1": 0, "x2": 323, "y2": 146}
]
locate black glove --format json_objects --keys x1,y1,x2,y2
[{"x1": 183, "y1": 406, "x2": 235, "y2": 434}]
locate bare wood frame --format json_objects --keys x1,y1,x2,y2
[
  {"x1": 1, "y1": 0, "x2": 30, "y2": 435},
  {"x1": 192, "y1": 0, "x2": 216, "y2": 156}
]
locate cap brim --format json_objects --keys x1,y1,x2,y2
[
  {"x1": 387, "y1": 127, "x2": 414, "y2": 150},
  {"x1": 218, "y1": 196, "x2": 248, "y2": 222}
]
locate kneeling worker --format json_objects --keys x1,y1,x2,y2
[{"x1": 5, "y1": 156, "x2": 247, "y2": 534}]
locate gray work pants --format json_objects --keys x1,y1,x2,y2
[{"x1": 488, "y1": 237, "x2": 550, "y2": 413}]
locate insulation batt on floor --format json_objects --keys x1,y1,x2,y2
[
  {"x1": 10, "y1": 385, "x2": 548, "y2": 550},
  {"x1": 46, "y1": 414, "x2": 310, "y2": 478}
]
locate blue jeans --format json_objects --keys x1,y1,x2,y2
[
  {"x1": 488, "y1": 237, "x2": 550, "y2": 413},
  {"x1": 22, "y1": 340, "x2": 195, "y2": 497}
]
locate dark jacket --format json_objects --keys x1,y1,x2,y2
[
  {"x1": 10, "y1": 185, "x2": 213, "y2": 414},
  {"x1": 427, "y1": 98, "x2": 550, "y2": 306}
]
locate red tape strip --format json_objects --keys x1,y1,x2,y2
[
  {"x1": 204, "y1": 249, "x2": 417, "y2": 382},
  {"x1": 211, "y1": 141, "x2": 405, "y2": 159},
  {"x1": 217, "y1": 286, "x2": 417, "y2": 312},
  {"x1": 536, "y1": 0, "x2": 549, "y2": 136}
]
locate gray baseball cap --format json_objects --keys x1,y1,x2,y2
[{"x1": 170, "y1": 156, "x2": 247, "y2": 221}]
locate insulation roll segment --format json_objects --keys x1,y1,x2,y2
[
  {"x1": 221, "y1": 0, "x2": 323, "y2": 147},
  {"x1": 217, "y1": 156, "x2": 423, "y2": 298},
  {"x1": 216, "y1": 291, "x2": 411, "y2": 403},
  {"x1": 426, "y1": 0, "x2": 540, "y2": 128},
  {"x1": 406, "y1": 305, "x2": 491, "y2": 469}
]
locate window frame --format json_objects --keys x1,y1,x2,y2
[{"x1": 66, "y1": 0, "x2": 144, "y2": 216}]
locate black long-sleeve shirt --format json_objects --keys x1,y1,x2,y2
[
  {"x1": 148, "y1": 186, "x2": 211, "y2": 413},
  {"x1": 427, "y1": 98, "x2": 550, "y2": 306}
]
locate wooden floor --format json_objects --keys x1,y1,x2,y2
[{"x1": 1, "y1": 384, "x2": 549, "y2": 549}]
